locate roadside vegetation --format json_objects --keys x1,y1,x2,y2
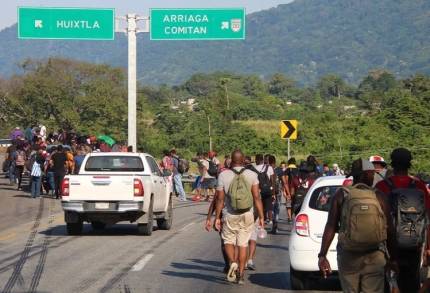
[{"x1": 0, "y1": 58, "x2": 429, "y2": 172}]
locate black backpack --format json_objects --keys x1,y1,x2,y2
[
  {"x1": 174, "y1": 156, "x2": 189, "y2": 174},
  {"x1": 252, "y1": 165, "x2": 272, "y2": 198},
  {"x1": 207, "y1": 159, "x2": 218, "y2": 177},
  {"x1": 387, "y1": 177, "x2": 427, "y2": 250},
  {"x1": 293, "y1": 177, "x2": 309, "y2": 214}
]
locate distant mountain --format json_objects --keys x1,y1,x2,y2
[{"x1": 0, "y1": 0, "x2": 429, "y2": 85}]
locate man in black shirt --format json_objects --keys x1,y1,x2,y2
[{"x1": 50, "y1": 145, "x2": 67, "y2": 199}]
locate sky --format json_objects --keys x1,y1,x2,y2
[{"x1": 1, "y1": 0, "x2": 292, "y2": 30}]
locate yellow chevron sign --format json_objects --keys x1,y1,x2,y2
[{"x1": 280, "y1": 120, "x2": 298, "y2": 140}]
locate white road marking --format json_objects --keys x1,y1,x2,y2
[
  {"x1": 179, "y1": 222, "x2": 195, "y2": 232},
  {"x1": 131, "y1": 254, "x2": 154, "y2": 272}
]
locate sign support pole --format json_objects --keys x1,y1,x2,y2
[
  {"x1": 287, "y1": 138, "x2": 291, "y2": 160},
  {"x1": 127, "y1": 14, "x2": 137, "y2": 152}
]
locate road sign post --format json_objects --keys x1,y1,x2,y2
[
  {"x1": 18, "y1": 7, "x2": 115, "y2": 40},
  {"x1": 280, "y1": 120, "x2": 298, "y2": 160},
  {"x1": 150, "y1": 8, "x2": 245, "y2": 40}
]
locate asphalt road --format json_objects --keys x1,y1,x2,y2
[{"x1": 0, "y1": 168, "x2": 340, "y2": 293}]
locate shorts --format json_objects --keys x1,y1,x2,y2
[
  {"x1": 201, "y1": 178, "x2": 217, "y2": 189},
  {"x1": 262, "y1": 196, "x2": 274, "y2": 213},
  {"x1": 221, "y1": 210, "x2": 255, "y2": 247}
]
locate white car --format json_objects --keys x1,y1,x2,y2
[
  {"x1": 62, "y1": 152, "x2": 173, "y2": 236},
  {"x1": 289, "y1": 175, "x2": 350, "y2": 290}
]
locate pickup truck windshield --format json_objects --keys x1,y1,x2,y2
[{"x1": 85, "y1": 156, "x2": 144, "y2": 172}]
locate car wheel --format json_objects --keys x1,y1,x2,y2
[
  {"x1": 157, "y1": 197, "x2": 173, "y2": 230},
  {"x1": 290, "y1": 266, "x2": 308, "y2": 290},
  {"x1": 138, "y1": 198, "x2": 154, "y2": 236},
  {"x1": 67, "y1": 222, "x2": 83, "y2": 235},
  {"x1": 91, "y1": 221, "x2": 106, "y2": 230}
]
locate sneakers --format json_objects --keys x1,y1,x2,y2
[
  {"x1": 247, "y1": 260, "x2": 256, "y2": 271},
  {"x1": 236, "y1": 274, "x2": 245, "y2": 285},
  {"x1": 226, "y1": 262, "x2": 238, "y2": 282}
]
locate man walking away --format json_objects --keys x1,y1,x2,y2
[
  {"x1": 171, "y1": 149, "x2": 188, "y2": 201},
  {"x1": 200, "y1": 152, "x2": 218, "y2": 201},
  {"x1": 318, "y1": 158, "x2": 398, "y2": 293},
  {"x1": 284, "y1": 158, "x2": 298, "y2": 223},
  {"x1": 215, "y1": 150, "x2": 264, "y2": 285},
  {"x1": 14, "y1": 145, "x2": 27, "y2": 190},
  {"x1": 376, "y1": 148, "x2": 429, "y2": 292},
  {"x1": 50, "y1": 145, "x2": 67, "y2": 199},
  {"x1": 251, "y1": 154, "x2": 275, "y2": 225}
]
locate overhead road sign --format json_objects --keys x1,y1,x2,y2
[
  {"x1": 150, "y1": 8, "x2": 246, "y2": 40},
  {"x1": 18, "y1": 7, "x2": 115, "y2": 40},
  {"x1": 280, "y1": 120, "x2": 298, "y2": 140}
]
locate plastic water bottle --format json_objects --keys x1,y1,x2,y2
[{"x1": 257, "y1": 227, "x2": 267, "y2": 239}]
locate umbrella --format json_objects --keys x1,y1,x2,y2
[{"x1": 97, "y1": 135, "x2": 116, "y2": 147}]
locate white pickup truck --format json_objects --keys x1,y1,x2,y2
[{"x1": 61, "y1": 152, "x2": 173, "y2": 236}]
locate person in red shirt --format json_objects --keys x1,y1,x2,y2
[{"x1": 376, "y1": 148, "x2": 430, "y2": 292}]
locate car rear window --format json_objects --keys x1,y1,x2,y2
[
  {"x1": 309, "y1": 185, "x2": 341, "y2": 212},
  {"x1": 85, "y1": 156, "x2": 144, "y2": 172}
]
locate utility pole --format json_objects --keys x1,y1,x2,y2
[
  {"x1": 127, "y1": 14, "x2": 137, "y2": 152},
  {"x1": 118, "y1": 14, "x2": 148, "y2": 152}
]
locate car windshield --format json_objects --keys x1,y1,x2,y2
[
  {"x1": 309, "y1": 185, "x2": 341, "y2": 212},
  {"x1": 85, "y1": 156, "x2": 144, "y2": 172}
]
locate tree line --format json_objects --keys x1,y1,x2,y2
[{"x1": 0, "y1": 58, "x2": 429, "y2": 173}]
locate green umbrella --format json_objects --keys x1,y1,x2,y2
[{"x1": 97, "y1": 135, "x2": 116, "y2": 146}]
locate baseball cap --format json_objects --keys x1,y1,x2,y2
[
  {"x1": 369, "y1": 155, "x2": 387, "y2": 166},
  {"x1": 346, "y1": 158, "x2": 375, "y2": 178}
]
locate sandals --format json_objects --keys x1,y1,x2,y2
[{"x1": 227, "y1": 262, "x2": 238, "y2": 282}]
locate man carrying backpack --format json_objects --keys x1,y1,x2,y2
[
  {"x1": 284, "y1": 157, "x2": 299, "y2": 223},
  {"x1": 318, "y1": 158, "x2": 398, "y2": 293},
  {"x1": 376, "y1": 148, "x2": 430, "y2": 292},
  {"x1": 171, "y1": 149, "x2": 188, "y2": 202},
  {"x1": 14, "y1": 145, "x2": 27, "y2": 191},
  {"x1": 200, "y1": 152, "x2": 219, "y2": 201},
  {"x1": 291, "y1": 162, "x2": 315, "y2": 215},
  {"x1": 215, "y1": 150, "x2": 264, "y2": 285},
  {"x1": 251, "y1": 154, "x2": 275, "y2": 225}
]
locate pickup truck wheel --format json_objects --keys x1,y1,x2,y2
[
  {"x1": 67, "y1": 222, "x2": 83, "y2": 235},
  {"x1": 91, "y1": 221, "x2": 106, "y2": 230},
  {"x1": 157, "y1": 197, "x2": 173, "y2": 230},
  {"x1": 138, "y1": 198, "x2": 154, "y2": 236}
]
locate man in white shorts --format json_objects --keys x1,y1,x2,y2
[{"x1": 215, "y1": 150, "x2": 264, "y2": 285}]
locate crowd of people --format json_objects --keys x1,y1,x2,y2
[
  {"x1": 3, "y1": 126, "x2": 131, "y2": 198},
  {"x1": 199, "y1": 147, "x2": 430, "y2": 292},
  {"x1": 4, "y1": 125, "x2": 430, "y2": 292}
]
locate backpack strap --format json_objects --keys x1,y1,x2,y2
[{"x1": 231, "y1": 168, "x2": 246, "y2": 175}]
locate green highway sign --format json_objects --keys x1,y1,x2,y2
[
  {"x1": 150, "y1": 8, "x2": 246, "y2": 40},
  {"x1": 18, "y1": 7, "x2": 115, "y2": 40}
]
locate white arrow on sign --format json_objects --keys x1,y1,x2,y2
[{"x1": 34, "y1": 20, "x2": 43, "y2": 28}]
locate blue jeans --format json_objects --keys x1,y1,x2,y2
[
  {"x1": 9, "y1": 162, "x2": 15, "y2": 184},
  {"x1": 47, "y1": 171, "x2": 55, "y2": 195},
  {"x1": 31, "y1": 176, "x2": 42, "y2": 198},
  {"x1": 173, "y1": 174, "x2": 186, "y2": 200}
]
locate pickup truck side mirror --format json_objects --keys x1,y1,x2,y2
[{"x1": 163, "y1": 170, "x2": 172, "y2": 177}]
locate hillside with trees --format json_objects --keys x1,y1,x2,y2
[
  {"x1": 0, "y1": 0, "x2": 429, "y2": 85},
  {"x1": 1, "y1": 58, "x2": 429, "y2": 172}
]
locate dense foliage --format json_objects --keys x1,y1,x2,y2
[
  {"x1": 1, "y1": 58, "x2": 429, "y2": 173},
  {"x1": 0, "y1": 0, "x2": 429, "y2": 85}
]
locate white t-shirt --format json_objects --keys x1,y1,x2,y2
[
  {"x1": 217, "y1": 167, "x2": 259, "y2": 214},
  {"x1": 252, "y1": 163, "x2": 274, "y2": 177},
  {"x1": 200, "y1": 158, "x2": 219, "y2": 179}
]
